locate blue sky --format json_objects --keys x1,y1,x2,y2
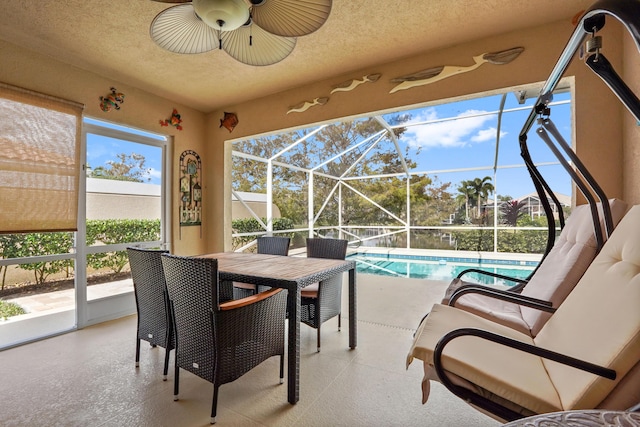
[
  {"x1": 379, "y1": 91, "x2": 573, "y2": 199},
  {"x1": 85, "y1": 118, "x2": 164, "y2": 185}
]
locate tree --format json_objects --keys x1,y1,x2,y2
[
  {"x1": 469, "y1": 176, "x2": 495, "y2": 217},
  {"x1": 89, "y1": 152, "x2": 152, "y2": 182},
  {"x1": 232, "y1": 116, "x2": 433, "y2": 231},
  {"x1": 456, "y1": 180, "x2": 475, "y2": 223},
  {"x1": 500, "y1": 199, "x2": 527, "y2": 226}
]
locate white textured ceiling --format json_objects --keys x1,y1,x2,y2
[{"x1": 0, "y1": 0, "x2": 594, "y2": 113}]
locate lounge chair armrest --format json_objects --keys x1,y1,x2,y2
[
  {"x1": 628, "y1": 402, "x2": 640, "y2": 412},
  {"x1": 449, "y1": 285, "x2": 555, "y2": 312},
  {"x1": 219, "y1": 288, "x2": 284, "y2": 311},
  {"x1": 456, "y1": 268, "x2": 528, "y2": 286},
  {"x1": 431, "y1": 327, "x2": 617, "y2": 422}
]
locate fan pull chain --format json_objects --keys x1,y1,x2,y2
[{"x1": 249, "y1": 12, "x2": 253, "y2": 46}]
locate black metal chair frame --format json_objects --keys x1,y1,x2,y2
[{"x1": 450, "y1": 0, "x2": 635, "y2": 302}]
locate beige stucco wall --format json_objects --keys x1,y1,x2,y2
[
  {"x1": 623, "y1": 26, "x2": 640, "y2": 206},
  {"x1": 208, "y1": 18, "x2": 634, "y2": 252},
  {"x1": 1, "y1": 16, "x2": 637, "y2": 255},
  {"x1": 0, "y1": 39, "x2": 207, "y2": 255}
]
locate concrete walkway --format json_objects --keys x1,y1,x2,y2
[{"x1": 3, "y1": 279, "x2": 134, "y2": 314}]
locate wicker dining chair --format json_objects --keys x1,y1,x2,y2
[
  {"x1": 233, "y1": 236, "x2": 291, "y2": 298},
  {"x1": 126, "y1": 247, "x2": 174, "y2": 380},
  {"x1": 302, "y1": 237, "x2": 348, "y2": 352},
  {"x1": 161, "y1": 254, "x2": 287, "y2": 425}
]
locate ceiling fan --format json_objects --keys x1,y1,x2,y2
[{"x1": 150, "y1": 0, "x2": 332, "y2": 66}]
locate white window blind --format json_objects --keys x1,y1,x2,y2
[{"x1": 0, "y1": 83, "x2": 83, "y2": 233}]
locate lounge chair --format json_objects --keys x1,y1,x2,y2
[
  {"x1": 441, "y1": 198, "x2": 628, "y2": 336},
  {"x1": 406, "y1": 204, "x2": 640, "y2": 422}
]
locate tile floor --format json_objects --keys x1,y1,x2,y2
[{"x1": 0, "y1": 274, "x2": 499, "y2": 426}]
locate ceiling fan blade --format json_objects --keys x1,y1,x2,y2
[
  {"x1": 222, "y1": 23, "x2": 296, "y2": 66},
  {"x1": 150, "y1": 4, "x2": 217, "y2": 54},
  {"x1": 251, "y1": 0, "x2": 332, "y2": 37}
]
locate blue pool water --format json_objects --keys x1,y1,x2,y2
[{"x1": 348, "y1": 253, "x2": 537, "y2": 286}]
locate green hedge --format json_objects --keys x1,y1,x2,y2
[
  {"x1": 451, "y1": 228, "x2": 551, "y2": 253},
  {"x1": 86, "y1": 219, "x2": 161, "y2": 274},
  {"x1": 232, "y1": 217, "x2": 295, "y2": 250},
  {"x1": 0, "y1": 219, "x2": 160, "y2": 287},
  {"x1": 4, "y1": 232, "x2": 75, "y2": 285}
]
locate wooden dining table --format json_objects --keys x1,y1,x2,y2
[{"x1": 199, "y1": 252, "x2": 357, "y2": 404}]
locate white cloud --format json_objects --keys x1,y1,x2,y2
[
  {"x1": 471, "y1": 127, "x2": 507, "y2": 143},
  {"x1": 403, "y1": 108, "x2": 506, "y2": 149},
  {"x1": 148, "y1": 168, "x2": 162, "y2": 181}
]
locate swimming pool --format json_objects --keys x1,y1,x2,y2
[{"x1": 348, "y1": 252, "x2": 538, "y2": 286}]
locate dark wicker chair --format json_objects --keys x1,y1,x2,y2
[
  {"x1": 233, "y1": 236, "x2": 291, "y2": 298},
  {"x1": 126, "y1": 247, "x2": 174, "y2": 380},
  {"x1": 302, "y1": 238, "x2": 348, "y2": 352},
  {"x1": 161, "y1": 254, "x2": 287, "y2": 425}
]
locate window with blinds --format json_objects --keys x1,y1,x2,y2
[{"x1": 0, "y1": 83, "x2": 83, "y2": 233}]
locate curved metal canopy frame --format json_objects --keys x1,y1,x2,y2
[{"x1": 517, "y1": 0, "x2": 640, "y2": 260}]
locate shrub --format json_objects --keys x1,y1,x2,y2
[
  {"x1": 0, "y1": 219, "x2": 161, "y2": 290},
  {"x1": 17, "y1": 232, "x2": 74, "y2": 284},
  {"x1": 0, "y1": 300, "x2": 26, "y2": 319},
  {"x1": 87, "y1": 219, "x2": 161, "y2": 273}
]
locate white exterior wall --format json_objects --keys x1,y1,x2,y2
[
  {"x1": 86, "y1": 178, "x2": 161, "y2": 220},
  {"x1": 231, "y1": 191, "x2": 281, "y2": 220},
  {"x1": 87, "y1": 180, "x2": 277, "y2": 221}
]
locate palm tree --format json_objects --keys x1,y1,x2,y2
[
  {"x1": 469, "y1": 176, "x2": 494, "y2": 217},
  {"x1": 456, "y1": 180, "x2": 475, "y2": 222}
]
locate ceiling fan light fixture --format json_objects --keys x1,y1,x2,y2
[
  {"x1": 149, "y1": 0, "x2": 332, "y2": 66},
  {"x1": 192, "y1": 0, "x2": 249, "y2": 31}
]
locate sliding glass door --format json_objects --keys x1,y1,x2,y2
[{"x1": 0, "y1": 117, "x2": 170, "y2": 348}]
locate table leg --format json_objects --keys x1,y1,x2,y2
[
  {"x1": 287, "y1": 286, "x2": 300, "y2": 404},
  {"x1": 349, "y1": 268, "x2": 357, "y2": 349}
]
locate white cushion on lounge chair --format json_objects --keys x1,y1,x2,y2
[
  {"x1": 445, "y1": 198, "x2": 628, "y2": 336},
  {"x1": 408, "y1": 204, "x2": 640, "y2": 418},
  {"x1": 407, "y1": 304, "x2": 560, "y2": 414}
]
